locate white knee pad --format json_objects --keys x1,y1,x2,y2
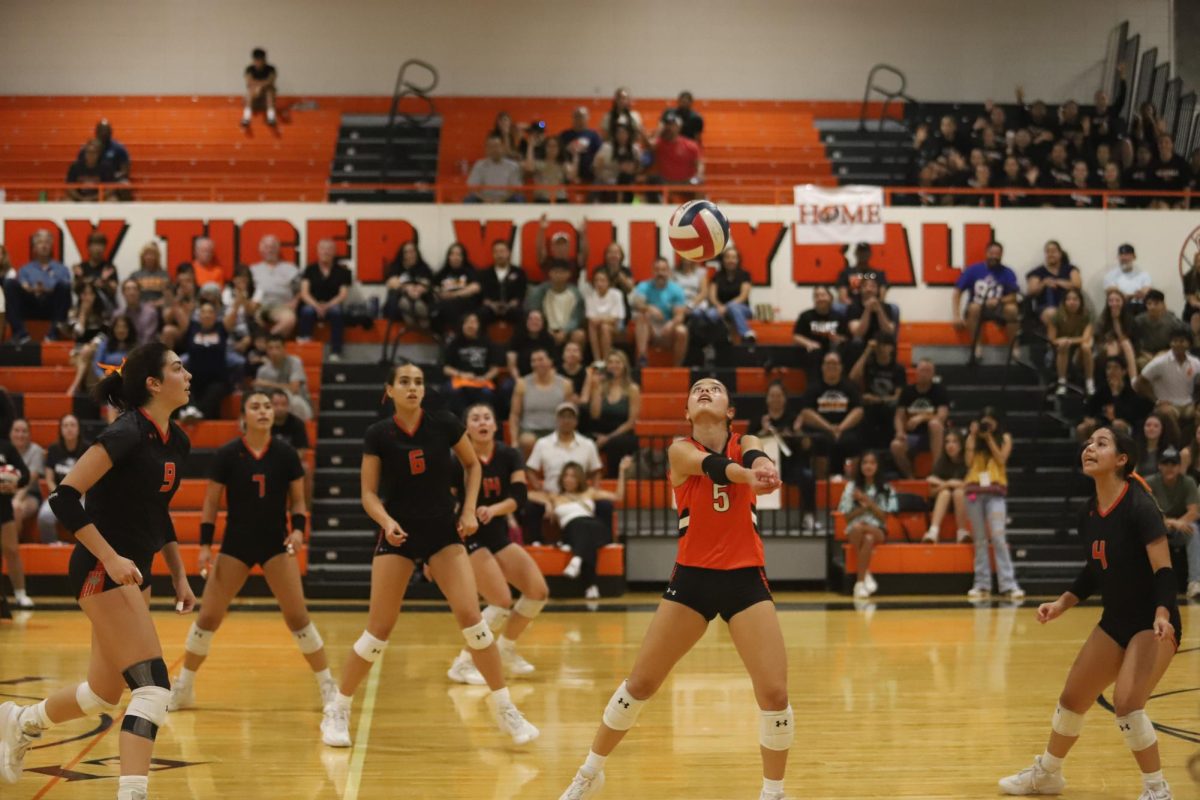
[
  {"x1": 513, "y1": 596, "x2": 546, "y2": 620},
  {"x1": 602, "y1": 680, "x2": 647, "y2": 731},
  {"x1": 481, "y1": 604, "x2": 512, "y2": 631},
  {"x1": 292, "y1": 622, "x2": 324, "y2": 655},
  {"x1": 75, "y1": 682, "x2": 119, "y2": 717},
  {"x1": 462, "y1": 619, "x2": 495, "y2": 650},
  {"x1": 760, "y1": 705, "x2": 794, "y2": 751},
  {"x1": 184, "y1": 622, "x2": 214, "y2": 657},
  {"x1": 124, "y1": 686, "x2": 170, "y2": 734},
  {"x1": 1116, "y1": 710, "x2": 1157, "y2": 751},
  {"x1": 352, "y1": 631, "x2": 388, "y2": 663},
  {"x1": 1052, "y1": 704, "x2": 1085, "y2": 737}
]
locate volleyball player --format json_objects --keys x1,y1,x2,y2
[
  {"x1": 446, "y1": 402, "x2": 550, "y2": 685},
  {"x1": 168, "y1": 390, "x2": 336, "y2": 711},
  {"x1": 320, "y1": 361, "x2": 538, "y2": 747},
  {"x1": 0, "y1": 435, "x2": 32, "y2": 609},
  {"x1": 0, "y1": 343, "x2": 194, "y2": 800},
  {"x1": 999, "y1": 426, "x2": 1181, "y2": 799},
  {"x1": 559, "y1": 377, "x2": 791, "y2": 800}
]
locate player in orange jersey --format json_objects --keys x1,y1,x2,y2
[{"x1": 558, "y1": 377, "x2": 791, "y2": 800}]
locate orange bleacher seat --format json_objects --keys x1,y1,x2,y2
[
  {"x1": 640, "y1": 368, "x2": 689, "y2": 393},
  {"x1": 843, "y1": 542, "x2": 972, "y2": 575},
  {"x1": 525, "y1": 543, "x2": 623, "y2": 577}
]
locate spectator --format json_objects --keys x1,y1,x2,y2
[
  {"x1": 951, "y1": 240, "x2": 1019, "y2": 361},
  {"x1": 850, "y1": 335, "x2": 905, "y2": 449},
  {"x1": 921, "y1": 428, "x2": 970, "y2": 544},
  {"x1": 0, "y1": 428, "x2": 30, "y2": 606},
  {"x1": 600, "y1": 86, "x2": 645, "y2": 142},
  {"x1": 581, "y1": 351, "x2": 640, "y2": 477},
  {"x1": 1152, "y1": 134, "x2": 1192, "y2": 208},
  {"x1": 478, "y1": 240, "x2": 527, "y2": 328},
  {"x1": 650, "y1": 113, "x2": 703, "y2": 194},
  {"x1": 558, "y1": 107, "x2": 602, "y2": 184},
  {"x1": 442, "y1": 312, "x2": 502, "y2": 415},
  {"x1": 665, "y1": 90, "x2": 704, "y2": 142},
  {"x1": 67, "y1": 282, "x2": 109, "y2": 346},
  {"x1": 1103, "y1": 243, "x2": 1151, "y2": 313},
  {"x1": 268, "y1": 386, "x2": 312, "y2": 506},
  {"x1": 891, "y1": 358, "x2": 950, "y2": 479},
  {"x1": 1048, "y1": 287, "x2": 1095, "y2": 395},
  {"x1": 36, "y1": 414, "x2": 88, "y2": 543},
  {"x1": 178, "y1": 300, "x2": 233, "y2": 421},
  {"x1": 847, "y1": 276, "x2": 898, "y2": 349},
  {"x1": 592, "y1": 123, "x2": 643, "y2": 203},
  {"x1": 1136, "y1": 412, "x2": 1181, "y2": 477},
  {"x1": 433, "y1": 243, "x2": 481, "y2": 334},
  {"x1": 1025, "y1": 240, "x2": 1081, "y2": 329},
  {"x1": 1126, "y1": 142, "x2": 1157, "y2": 204},
  {"x1": 632, "y1": 257, "x2": 689, "y2": 367},
  {"x1": 7, "y1": 419, "x2": 45, "y2": 545},
  {"x1": 66, "y1": 139, "x2": 116, "y2": 201},
  {"x1": 222, "y1": 266, "x2": 260, "y2": 367},
  {"x1": 1132, "y1": 289, "x2": 1184, "y2": 369},
  {"x1": 1094, "y1": 288, "x2": 1138, "y2": 378},
  {"x1": 383, "y1": 241, "x2": 436, "y2": 334},
  {"x1": 466, "y1": 134, "x2": 524, "y2": 203},
  {"x1": 1076, "y1": 357, "x2": 1152, "y2": 441},
  {"x1": 837, "y1": 451, "x2": 896, "y2": 599},
  {"x1": 523, "y1": 130, "x2": 577, "y2": 203},
  {"x1": 116, "y1": 278, "x2": 160, "y2": 346},
  {"x1": 964, "y1": 408, "x2": 1023, "y2": 600},
  {"x1": 73, "y1": 231, "x2": 119, "y2": 312},
  {"x1": 1179, "y1": 250, "x2": 1200, "y2": 340},
  {"x1": 536, "y1": 219, "x2": 585, "y2": 276},
  {"x1": 254, "y1": 334, "x2": 312, "y2": 421},
  {"x1": 793, "y1": 285, "x2": 849, "y2": 364},
  {"x1": 507, "y1": 309, "x2": 557, "y2": 379},
  {"x1": 1144, "y1": 449, "x2": 1200, "y2": 598},
  {"x1": 0, "y1": 244, "x2": 11, "y2": 334},
  {"x1": 796, "y1": 351, "x2": 864, "y2": 478},
  {"x1": 1183, "y1": 425, "x2": 1200, "y2": 482},
  {"x1": 491, "y1": 111, "x2": 523, "y2": 159},
  {"x1": 78, "y1": 119, "x2": 130, "y2": 181},
  {"x1": 670, "y1": 257, "x2": 709, "y2": 313},
  {"x1": 526, "y1": 403, "x2": 602, "y2": 495},
  {"x1": 131, "y1": 241, "x2": 170, "y2": 306},
  {"x1": 1066, "y1": 160, "x2": 1098, "y2": 208},
  {"x1": 526, "y1": 261, "x2": 586, "y2": 350},
  {"x1": 177, "y1": 236, "x2": 225, "y2": 292},
  {"x1": 1099, "y1": 161, "x2": 1130, "y2": 208},
  {"x1": 297, "y1": 238, "x2": 352, "y2": 360},
  {"x1": 509, "y1": 347, "x2": 574, "y2": 452},
  {"x1": 559, "y1": 340, "x2": 588, "y2": 397},
  {"x1": 242, "y1": 47, "x2": 277, "y2": 127},
  {"x1": 835, "y1": 243, "x2": 890, "y2": 313},
  {"x1": 581, "y1": 239, "x2": 635, "y2": 315},
  {"x1": 1135, "y1": 329, "x2": 1200, "y2": 426},
  {"x1": 1037, "y1": 140, "x2": 1073, "y2": 193},
  {"x1": 249, "y1": 235, "x2": 300, "y2": 338},
  {"x1": 582, "y1": 267, "x2": 626, "y2": 362},
  {"x1": 701, "y1": 246, "x2": 756, "y2": 344},
  {"x1": 755, "y1": 381, "x2": 819, "y2": 532},
  {"x1": 5, "y1": 229, "x2": 72, "y2": 343}
]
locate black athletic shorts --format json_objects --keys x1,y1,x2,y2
[
  {"x1": 374, "y1": 515, "x2": 464, "y2": 565},
  {"x1": 663, "y1": 563, "x2": 773, "y2": 622},
  {"x1": 68, "y1": 543, "x2": 152, "y2": 600},
  {"x1": 466, "y1": 520, "x2": 515, "y2": 555},
  {"x1": 1099, "y1": 608, "x2": 1183, "y2": 651},
  {"x1": 219, "y1": 529, "x2": 288, "y2": 569},
  {"x1": 0, "y1": 493, "x2": 14, "y2": 525}
]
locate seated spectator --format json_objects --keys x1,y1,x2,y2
[
  {"x1": 666, "y1": 90, "x2": 703, "y2": 142},
  {"x1": 254, "y1": 334, "x2": 312, "y2": 421},
  {"x1": 1076, "y1": 357, "x2": 1153, "y2": 442},
  {"x1": 523, "y1": 129, "x2": 577, "y2": 203},
  {"x1": 756, "y1": 381, "x2": 819, "y2": 531},
  {"x1": 222, "y1": 266, "x2": 260, "y2": 367},
  {"x1": 582, "y1": 268, "x2": 626, "y2": 363},
  {"x1": 443, "y1": 312, "x2": 502, "y2": 415},
  {"x1": 131, "y1": 241, "x2": 170, "y2": 307},
  {"x1": 951, "y1": 241, "x2": 1019, "y2": 361},
  {"x1": 560, "y1": 341, "x2": 587, "y2": 397},
  {"x1": 7, "y1": 419, "x2": 45, "y2": 544},
  {"x1": 964, "y1": 408, "x2": 1023, "y2": 599},
  {"x1": 850, "y1": 335, "x2": 905, "y2": 449},
  {"x1": 701, "y1": 246, "x2": 755, "y2": 344},
  {"x1": 433, "y1": 243, "x2": 481, "y2": 334},
  {"x1": 160, "y1": 269, "x2": 197, "y2": 350},
  {"x1": 632, "y1": 257, "x2": 689, "y2": 367},
  {"x1": 466, "y1": 134, "x2": 524, "y2": 203},
  {"x1": 67, "y1": 282, "x2": 110, "y2": 350},
  {"x1": 890, "y1": 358, "x2": 950, "y2": 478},
  {"x1": 793, "y1": 285, "x2": 849, "y2": 365},
  {"x1": 580, "y1": 238, "x2": 635, "y2": 319},
  {"x1": 73, "y1": 231, "x2": 119, "y2": 312},
  {"x1": 509, "y1": 347, "x2": 574, "y2": 452},
  {"x1": 478, "y1": 241, "x2": 527, "y2": 327},
  {"x1": 1136, "y1": 329, "x2": 1199, "y2": 428},
  {"x1": 1182, "y1": 425, "x2": 1200, "y2": 482},
  {"x1": 796, "y1": 351, "x2": 863, "y2": 478},
  {"x1": 592, "y1": 123, "x2": 643, "y2": 203},
  {"x1": 1025, "y1": 240, "x2": 1080, "y2": 329},
  {"x1": 837, "y1": 451, "x2": 896, "y2": 599},
  {"x1": 78, "y1": 315, "x2": 137, "y2": 408},
  {"x1": 1151, "y1": 456, "x2": 1200, "y2": 600},
  {"x1": 1132, "y1": 289, "x2": 1184, "y2": 369},
  {"x1": 269, "y1": 386, "x2": 312, "y2": 506},
  {"x1": 1180, "y1": 250, "x2": 1200, "y2": 340},
  {"x1": 179, "y1": 300, "x2": 233, "y2": 421},
  {"x1": 297, "y1": 238, "x2": 352, "y2": 360},
  {"x1": 0, "y1": 244, "x2": 12, "y2": 332},
  {"x1": 1094, "y1": 288, "x2": 1138, "y2": 377},
  {"x1": 649, "y1": 113, "x2": 703, "y2": 197},
  {"x1": 600, "y1": 87, "x2": 645, "y2": 143},
  {"x1": 523, "y1": 404, "x2": 603, "y2": 543},
  {"x1": 491, "y1": 111, "x2": 524, "y2": 159},
  {"x1": 242, "y1": 47, "x2": 277, "y2": 127},
  {"x1": 1151, "y1": 134, "x2": 1192, "y2": 209},
  {"x1": 581, "y1": 351, "x2": 640, "y2": 477},
  {"x1": 66, "y1": 140, "x2": 116, "y2": 201},
  {"x1": 1066, "y1": 160, "x2": 1099, "y2": 208},
  {"x1": 383, "y1": 241, "x2": 435, "y2": 334},
  {"x1": 250, "y1": 235, "x2": 299, "y2": 338},
  {"x1": 836, "y1": 243, "x2": 894, "y2": 313},
  {"x1": 847, "y1": 277, "x2": 898, "y2": 351},
  {"x1": 1136, "y1": 412, "x2": 1181, "y2": 477},
  {"x1": 5, "y1": 229, "x2": 72, "y2": 343},
  {"x1": 558, "y1": 107, "x2": 602, "y2": 185},
  {"x1": 116, "y1": 278, "x2": 160, "y2": 346},
  {"x1": 921, "y1": 428, "x2": 970, "y2": 544},
  {"x1": 37, "y1": 414, "x2": 88, "y2": 543},
  {"x1": 1099, "y1": 161, "x2": 1129, "y2": 208},
  {"x1": 1103, "y1": 243, "x2": 1151, "y2": 313},
  {"x1": 507, "y1": 309, "x2": 557, "y2": 378},
  {"x1": 177, "y1": 236, "x2": 225, "y2": 293},
  {"x1": 1048, "y1": 287, "x2": 1095, "y2": 395},
  {"x1": 80, "y1": 119, "x2": 129, "y2": 181},
  {"x1": 526, "y1": 261, "x2": 586, "y2": 350},
  {"x1": 1037, "y1": 140, "x2": 1074, "y2": 193}
]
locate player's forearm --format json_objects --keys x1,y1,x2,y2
[
  {"x1": 361, "y1": 491, "x2": 393, "y2": 528},
  {"x1": 74, "y1": 526, "x2": 119, "y2": 566},
  {"x1": 161, "y1": 541, "x2": 187, "y2": 582},
  {"x1": 461, "y1": 462, "x2": 482, "y2": 516},
  {"x1": 490, "y1": 498, "x2": 518, "y2": 516}
]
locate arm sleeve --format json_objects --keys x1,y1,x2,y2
[
  {"x1": 95, "y1": 415, "x2": 141, "y2": 466},
  {"x1": 1068, "y1": 560, "x2": 1098, "y2": 602},
  {"x1": 954, "y1": 266, "x2": 973, "y2": 291},
  {"x1": 285, "y1": 446, "x2": 305, "y2": 482},
  {"x1": 363, "y1": 424, "x2": 385, "y2": 457},
  {"x1": 207, "y1": 445, "x2": 232, "y2": 484},
  {"x1": 1133, "y1": 485, "x2": 1169, "y2": 546},
  {"x1": 294, "y1": 418, "x2": 311, "y2": 449},
  {"x1": 439, "y1": 409, "x2": 468, "y2": 444}
]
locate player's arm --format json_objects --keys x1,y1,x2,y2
[
  {"x1": 488, "y1": 471, "x2": 526, "y2": 518},
  {"x1": 453, "y1": 433, "x2": 482, "y2": 537},
  {"x1": 197, "y1": 480, "x2": 225, "y2": 575},
  {"x1": 1146, "y1": 535, "x2": 1178, "y2": 640},
  {"x1": 360, "y1": 453, "x2": 404, "y2": 544},
  {"x1": 49, "y1": 444, "x2": 142, "y2": 586},
  {"x1": 667, "y1": 435, "x2": 778, "y2": 493},
  {"x1": 285, "y1": 476, "x2": 308, "y2": 553}
]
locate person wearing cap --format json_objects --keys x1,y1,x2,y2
[
  {"x1": 524, "y1": 402, "x2": 602, "y2": 540},
  {"x1": 632, "y1": 256, "x2": 689, "y2": 367},
  {"x1": 1135, "y1": 328, "x2": 1200, "y2": 427},
  {"x1": 1144, "y1": 448, "x2": 1200, "y2": 599},
  {"x1": 663, "y1": 91, "x2": 704, "y2": 143},
  {"x1": 1132, "y1": 289, "x2": 1185, "y2": 369},
  {"x1": 952, "y1": 240, "x2": 1020, "y2": 362},
  {"x1": 649, "y1": 112, "x2": 704, "y2": 200},
  {"x1": 243, "y1": 47, "x2": 277, "y2": 127},
  {"x1": 525, "y1": 258, "x2": 586, "y2": 350},
  {"x1": 1103, "y1": 244, "x2": 1151, "y2": 313},
  {"x1": 835, "y1": 242, "x2": 889, "y2": 312},
  {"x1": 847, "y1": 276, "x2": 897, "y2": 348},
  {"x1": 849, "y1": 333, "x2": 907, "y2": 450},
  {"x1": 535, "y1": 216, "x2": 586, "y2": 276}
]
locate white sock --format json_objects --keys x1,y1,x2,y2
[
  {"x1": 333, "y1": 692, "x2": 353, "y2": 710},
  {"x1": 762, "y1": 777, "x2": 785, "y2": 795},
  {"x1": 314, "y1": 668, "x2": 333, "y2": 685},
  {"x1": 1040, "y1": 751, "x2": 1063, "y2": 772},
  {"x1": 13, "y1": 589, "x2": 28, "y2": 600},
  {"x1": 499, "y1": 635, "x2": 517, "y2": 649},
  {"x1": 176, "y1": 666, "x2": 196, "y2": 684},
  {"x1": 18, "y1": 701, "x2": 51, "y2": 734},
  {"x1": 1142, "y1": 769, "x2": 1165, "y2": 788},
  {"x1": 117, "y1": 775, "x2": 148, "y2": 799},
  {"x1": 582, "y1": 750, "x2": 607, "y2": 777},
  {"x1": 490, "y1": 687, "x2": 511, "y2": 706}
]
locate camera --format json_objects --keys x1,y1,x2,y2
[{"x1": 531, "y1": 120, "x2": 546, "y2": 132}]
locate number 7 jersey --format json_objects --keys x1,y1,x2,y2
[{"x1": 671, "y1": 433, "x2": 764, "y2": 569}]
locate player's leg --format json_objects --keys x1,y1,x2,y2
[
  {"x1": 998, "y1": 625, "x2": 1123, "y2": 795},
  {"x1": 169, "y1": 553, "x2": 251, "y2": 709},
  {"x1": 728, "y1": 600, "x2": 791, "y2": 800},
  {"x1": 495, "y1": 543, "x2": 550, "y2": 642},
  {"x1": 1112, "y1": 629, "x2": 1177, "y2": 796},
  {"x1": 0, "y1": 520, "x2": 27, "y2": 607},
  {"x1": 262, "y1": 552, "x2": 336, "y2": 703},
  {"x1": 448, "y1": 547, "x2": 511, "y2": 685}
]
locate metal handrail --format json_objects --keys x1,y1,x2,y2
[
  {"x1": 859, "y1": 64, "x2": 914, "y2": 132},
  {"x1": 382, "y1": 59, "x2": 439, "y2": 183}
]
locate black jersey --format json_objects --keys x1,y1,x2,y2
[
  {"x1": 1076, "y1": 481, "x2": 1167, "y2": 620},
  {"x1": 453, "y1": 442, "x2": 524, "y2": 508},
  {"x1": 363, "y1": 409, "x2": 466, "y2": 522},
  {"x1": 0, "y1": 439, "x2": 31, "y2": 487},
  {"x1": 210, "y1": 436, "x2": 304, "y2": 541},
  {"x1": 87, "y1": 409, "x2": 190, "y2": 563}
]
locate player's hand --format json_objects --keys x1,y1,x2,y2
[
  {"x1": 751, "y1": 462, "x2": 781, "y2": 494},
  {"x1": 1153, "y1": 610, "x2": 1175, "y2": 642},
  {"x1": 1036, "y1": 600, "x2": 1065, "y2": 624},
  {"x1": 459, "y1": 511, "x2": 479, "y2": 538},
  {"x1": 174, "y1": 578, "x2": 197, "y2": 614},
  {"x1": 284, "y1": 530, "x2": 304, "y2": 555},
  {"x1": 104, "y1": 555, "x2": 143, "y2": 587},
  {"x1": 197, "y1": 545, "x2": 213, "y2": 578},
  {"x1": 476, "y1": 505, "x2": 495, "y2": 525},
  {"x1": 382, "y1": 518, "x2": 407, "y2": 547}
]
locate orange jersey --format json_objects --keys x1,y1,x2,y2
[{"x1": 671, "y1": 433, "x2": 764, "y2": 569}]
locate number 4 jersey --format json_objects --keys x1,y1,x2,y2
[
  {"x1": 671, "y1": 433, "x2": 764, "y2": 570},
  {"x1": 362, "y1": 409, "x2": 466, "y2": 523}
]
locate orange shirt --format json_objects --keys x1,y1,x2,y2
[
  {"x1": 191, "y1": 261, "x2": 225, "y2": 288},
  {"x1": 671, "y1": 433, "x2": 763, "y2": 569}
]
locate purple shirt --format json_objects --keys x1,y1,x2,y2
[{"x1": 955, "y1": 261, "x2": 1019, "y2": 304}]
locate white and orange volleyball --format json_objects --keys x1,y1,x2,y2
[{"x1": 668, "y1": 199, "x2": 730, "y2": 262}]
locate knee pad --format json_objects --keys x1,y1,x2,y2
[
  {"x1": 481, "y1": 604, "x2": 511, "y2": 631},
  {"x1": 1116, "y1": 709, "x2": 1157, "y2": 751},
  {"x1": 513, "y1": 596, "x2": 546, "y2": 620},
  {"x1": 121, "y1": 658, "x2": 170, "y2": 741},
  {"x1": 602, "y1": 680, "x2": 647, "y2": 731},
  {"x1": 462, "y1": 619, "x2": 495, "y2": 650},
  {"x1": 352, "y1": 631, "x2": 387, "y2": 663},
  {"x1": 1052, "y1": 704, "x2": 1085, "y2": 737},
  {"x1": 75, "y1": 682, "x2": 119, "y2": 717},
  {"x1": 184, "y1": 622, "x2": 214, "y2": 657},
  {"x1": 292, "y1": 622, "x2": 324, "y2": 655},
  {"x1": 759, "y1": 705, "x2": 794, "y2": 751}
]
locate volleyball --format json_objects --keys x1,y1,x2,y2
[
  {"x1": 668, "y1": 199, "x2": 730, "y2": 262},
  {"x1": 0, "y1": 465, "x2": 19, "y2": 486}
]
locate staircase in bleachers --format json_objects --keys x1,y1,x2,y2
[{"x1": 328, "y1": 114, "x2": 441, "y2": 203}]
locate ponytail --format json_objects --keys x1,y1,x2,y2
[{"x1": 91, "y1": 342, "x2": 171, "y2": 411}]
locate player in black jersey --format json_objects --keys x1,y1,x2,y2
[
  {"x1": 320, "y1": 361, "x2": 539, "y2": 749},
  {"x1": 0, "y1": 343, "x2": 194, "y2": 800},
  {"x1": 1000, "y1": 427, "x2": 1181, "y2": 800},
  {"x1": 445, "y1": 403, "x2": 549, "y2": 685},
  {"x1": 167, "y1": 390, "x2": 336, "y2": 712},
  {"x1": 0, "y1": 434, "x2": 32, "y2": 610}
]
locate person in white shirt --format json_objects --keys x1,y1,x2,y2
[
  {"x1": 524, "y1": 402, "x2": 603, "y2": 543},
  {"x1": 581, "y1": 268, "x2": 627, "y2": 361},
  {"x1": 466, "y1": 134, "x2": 524, "y2": 203},
  {"x1": 1135, "y1": 328, "x2": 1200, "y2": 427},
  {"x1": 1103, "y1": 243, "x2": 1152, "y2": 313},
  {"x1": 670, "y1": 259, "x2": 709, "y2": 312},
  {"x1": 249, "y1": 235, "x2": 300, "y2": 337}
]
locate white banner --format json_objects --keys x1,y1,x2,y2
[{"x1": 793, "y1": 184, "x2": 885, "y2": 245}]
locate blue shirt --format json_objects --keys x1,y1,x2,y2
[
  {"x1": 17, "y1": 261, "x2": 71, "y2": 290},
  {"x1": 955, "y1": 261, "x2": 1019, "y2": 304},
  {"x1": 635, "y1": 279, "x2": 687, "y2": 318},
  {"x1": 558, "y1": 127, "x2": 602, "y2": 178},
  {"x1": 79, "y1": 138, "x2": 130, "y2": 171}
]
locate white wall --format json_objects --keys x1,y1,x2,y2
[{"x1": 0, "y1": 0, "x2": 1169, "y2": 102}]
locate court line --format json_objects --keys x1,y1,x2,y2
[{"x1": 342, "y1": 654, "x2": 383, "y2": 800}]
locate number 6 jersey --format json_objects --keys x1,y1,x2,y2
[
  {"x1": 671, "y1": 433, "x2": 764, "y2": 570},
  {"x1": 362, "y1": 408, "x2": 466, "y2": 523}
]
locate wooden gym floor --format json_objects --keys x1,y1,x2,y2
[{"x1": 1, "y1": 594, "x2": 1196, "y2": 799}]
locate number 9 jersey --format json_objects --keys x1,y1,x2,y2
[{"x1": 671, "y1": 433, "x2": 764, "y2": 570}]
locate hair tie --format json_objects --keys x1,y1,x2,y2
[{"x1": 99, "y1": 358, "x2": 126, "y2": 377}]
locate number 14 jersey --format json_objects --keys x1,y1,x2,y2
[{"x1": 671, "y1": 433, "x2": 764, "y2": 570}]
